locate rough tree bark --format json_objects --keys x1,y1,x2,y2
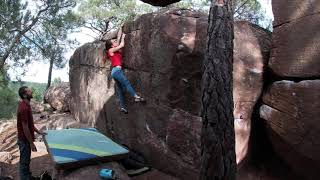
[
  {"x1": 200, "y1": 0, "x2": 236, "y2": 179},
  {"x1": 46, "y1": 57, "x2": 54, "y2": 90}
]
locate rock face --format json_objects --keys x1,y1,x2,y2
[
  {"x1": 259, "y1": 1, "x2": 320, "y2": 179},
  {"x1": 44, "y1": 83, "x2": 71, "y2": 112},
  {"x1": 260, "y1": 80, "x2": 320, "y2": 178},
  {"x1": 59, "y1": 162, "x2": 130, "y2": 180},
  {"x1": 70, "y1": 10, "x2": 206, "y2": 180},
  {"x1": 69, "y1": 42, "x2": 112, "y2": 128},
  {"x1": 269, "y1": 0, "x2": 320, "y2": 78},
  {"x1": 132, "y1": 169, "x2": 179, "y2": 180},
  {"x1": 37, "y1": 113, "x2": 87, "y2": 131},
  {"x1": 69, "y1": 9, "x2": 271, "y2": 180},
  {"x1": 272, "y1": 0, "x2": 320, "y2": 26},
  {"x1": 233, "y1": 22, "x2": 271, "y2": 164},
  {"x1": 30, "y1": 100, "x2": 45, "y2": 113},
  {"x1": 0, "y1": 152, "x2": 12, "y2": 163}
]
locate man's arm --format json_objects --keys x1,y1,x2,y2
[{"x1": 34, "y1": 126, "x2": 47, "y2": 136}]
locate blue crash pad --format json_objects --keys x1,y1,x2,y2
[{"x1": 44, "y1": 128, "x2": 129, "y2": 169}]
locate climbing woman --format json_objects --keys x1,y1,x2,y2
[{"x1": 103, "y1": 26, "x2": 145, "y2": 114}]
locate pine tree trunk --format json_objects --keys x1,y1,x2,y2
[
  {"x1": 200, "y1": 0, "x2": 236, "y2": 179},
  {"x1": 46, "y1": 57, "x2": 54, "y2": 90}
]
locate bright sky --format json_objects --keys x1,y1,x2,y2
[{"x1": 8, "y1": 0, "x2": 273, "y2": 83}]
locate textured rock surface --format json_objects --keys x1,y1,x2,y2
[
  {"x1": 30, "y1": 100, "x2": 45, "y2": 113},
  {"x1": 37, "y1": 113, "x2": 87, "y2": 131},
  {"x1": 70, "y1": 10, "x2": 207, "y2": 180},
  {"x1": 265, "y1": 1, "x2": 320, "y2": 178},
  {"x1": 132, "y1": 169, "x2": 179, "y2": 180},
  {"x1": 69, "y1": 42, "x2": 112, "y2": 129},
  {"x1": 270, "y1": 14, "x2": 320, "y2": 78},
  {"x1": 272, "y1": 0, "x2": 320, "y2": 26},
  {"x1": 260, "y1": 80, "x2": 320, "y2": 178},
  {"x1": 233, "y1": 21, "x2": 271, "y2": 164},
  {"x1": 59, "y1": 162, "x2": 130, "y2": 180},
  {"x1": 0, "y1": 152, "x2": 12, "y2": 163},
  {"x1": 44, "y1": 83, "x2": 71, "y2": 112},
  {"x1": 69, "y1": 9, "x2": 271, "y2": 180},
  {"x1": 270, "y1": 0, "x2": 320, "y2": 78}
]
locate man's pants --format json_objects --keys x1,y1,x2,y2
[
  {"x1": 111, "y1": 67, "x2": 137, "y2": 109},
  {"x1": 18, "y1": 139, "x2": 31, "y2": 180}
]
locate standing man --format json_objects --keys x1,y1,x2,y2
[{"x1": 17, "y1": 86, "x2": 46, "y2": 180}]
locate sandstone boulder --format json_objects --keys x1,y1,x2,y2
[
  {"x1": 269, "y1": 13, "x2": 320, "y2": 78},
  {"x1": 37, "y1": 113, "x2": 86, "y2": 131},
  {"x1": 44, "y1": 83, "x2": 71, "y2": 112},
  {"x1": 132, "y1": 169, "x2": 179, "y2": 180},
  {"x1": 69, "y1": 9, "x2": 271, "y2": 179},
  {"x1": 30, "y1": 100, "x2": 45, "y2": 113},
  {"x1": 0, "y1": 152, "x2": 12, "y2": 164},
  {"x1": 59, "y1": 162, "x2": 130, "y2": 180},
  {"x1": 260, "y1": 80, "x2": 320, "y2": 179},
  {"x1": 272, "y1": 0, "x2": 320, "y2": 26},
  {"x1": 233, "y1": 21, "x2": 271, "y2": 164},
  {"x1": 69, "y1": 42, "x2": 112, "y2": 127}
]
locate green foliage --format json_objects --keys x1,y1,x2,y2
[
  {"x1": 165, "y1": 0, "x2": 209, "y2": 10},
  {"x1": 8, "y1": 81, "x2": 47, "y2": 102},
  {"x1": 234, "y1": 0, "x2": 264, "y2": 24},
  {"x1": 31, "y1": 87, "x2": 43, "y2": 102},
  {"x1": 76, "y1": 0, "x2": 155, "y2": 34},
  {"x1": 0, "y1": 86, "x2": 18, "y2": 119},
  {"x1": 0, "y1": 0, "x2": 80, "y2": 78},
  {"x1": 52, "y1": 77, "x2": 62, "y2": 86},
  {"x1": 166, "y1": 0, "x2": 271, "y2": 29},
  {"x1": 0, "y1": 70, "x2": 17, "y2": 119},
  {"x1": 0, "y1": 0, "x2": 30, "y2": 66},
  {"x1": 0, "y1": 68, "x2": 9, "y2": 88},
  {"x1": 0, "y1": 80, "x2": 46, "y2": 120}
]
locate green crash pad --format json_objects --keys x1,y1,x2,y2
[{"x1": 44, "y1": 128, "x2": 129, "y2": 169}]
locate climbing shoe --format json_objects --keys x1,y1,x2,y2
[
  {"x1": 120, "y1": 108, "x2": 128, "y2": 114},
  {"x1": 134, "y1": 96, "x2": 145, "y2": 103}
]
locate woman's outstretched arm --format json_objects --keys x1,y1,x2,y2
[{"x1": 109, "y1": 34, "x2": 126, "y2": 53}]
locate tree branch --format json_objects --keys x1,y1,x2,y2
[
  {"x1": 235, "y1": 0, "x2": 250, "y2": 14},
  {"x1": 42, "y1": 25, "x2": 59, "y2": 44},
  {"x1": 22, "y1": 35, "x2": 46, "y2": 54},
  {"x1": 83, "y1": 23, "x2": 104, "y2": 34},
  {"x1": 0, "y1": 4, "x2": 51, "y2": 69},
  {"x1": 89, "y1": 22, "x2": 104, "y2": 33}
]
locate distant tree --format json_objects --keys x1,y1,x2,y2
[
  {"x1": 0, "y1": 69, "x2": 17, "y2": 119},
  {"x1": 0, "y1": 86, "x2": 17, "y2": 119},
  {"x1": 31, "y1": 87, "x2": 43, "y2": 102},
  {"x1": 45, "y1": 43, "x2": 70, "y2": 90},
  {"x1": 52, "y1": 77, "x2": 62, "y2": 86},
  {"x1": 0, "y1": 68, "x2": 9, "y2": 88},
  {"x1": 0, "y1": 0, "x2": 79, "y2": 81}
]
